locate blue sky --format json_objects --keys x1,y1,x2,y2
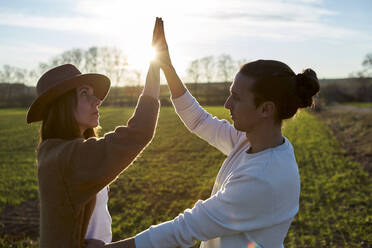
[{"x1": 0, "y1": 0, "x2": 371, "y2": 84}]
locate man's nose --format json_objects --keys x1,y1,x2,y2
[{"x1": 224, "y1": 97, "x2": 231, "y2": 109}]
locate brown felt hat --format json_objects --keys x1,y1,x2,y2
[{"x1": 26, "y1": 64, "x2": 110, "y2": 123}]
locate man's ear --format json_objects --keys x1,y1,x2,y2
[{"x1": 260, "y1": 101, "x2": 276, "y2": 118}]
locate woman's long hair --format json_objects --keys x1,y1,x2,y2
[{"x1": 38, "y1": 89, "x2": 98, "y2": 147}]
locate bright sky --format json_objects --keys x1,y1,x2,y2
[{"x1": 0, "y1": 0, "x2": 371, "y2": 84}]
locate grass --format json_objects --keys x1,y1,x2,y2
[
  {"x1": 0, "y1": 109, "x2": 39, "y2": 210},
  {"x1": 282, "y1": 110, "x2": 371, "y2": 247},
  {"x1": 342, "y1": 102, "x2": 372, "y2": 108},
  {"x1": 0, "y1": 107, "x2": 371, "y2": 247}
]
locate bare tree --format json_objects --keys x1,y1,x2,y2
[
  {"x1": 84, "y1": 47, "x2": 99, "y2": 72},
  {"x1": 217, "y1": 54, "x2": 235, "y2": 82},
  {"x1": 187, "y1": 59, "x2": 202, "y2": 83},
  {"x1": 361, "y1": 53, "x2": 372, "y2": 77},
  {"x1": 200, "y1": 56, "x2": 215, "y2": 83},
  {"x1": 186, "y1": 59, "x2": 202, "y2": 98},
  {"x1": 36, "y1": 48, "x2": 85, "y2": 79},
  {"x1": 90, "y1": 47, "x2": 128, "y2": 105},
  {"x1": 0, "y1": 65, "x2": 29, "y2": 103},
  {"x1": 0, "y1": 69, "x2": 4, "y2": 82},
  {"x1": 60, "y1": 48, "x2": 84, "y2": 68},
  {"x1": 349, "y1": 53, "x2": 372, "y2": 78},
  {"x1": 38, "y1": 62, "x2": 50, "y2": 74},
  {"x1": 26, "y1": 69, "x2": 39, "y2": 86},
  {"x1": 199, "y1": 56, "x2": 215, "y2": 103},
  {"x1": 99, "y1": 47, "x2": 128, "y2": 86},
  {"x1": 36, "y1": 46, "x2": 128, "y2": 84},
  {"x1": 0, "y1": 65, "x2": 27, "y2": 83},
  {"x1": 132, "y1": 69, "x2": 143, "y2": 86}
]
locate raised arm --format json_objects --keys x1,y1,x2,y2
[
  {"x1": 50, "y1": 18, "x2": 161, "y2": 207},
  {"x1": 155, "y1": 18, "x2": 243, "y2": 155},
  {"x1": 142, "y1": 17, "x2": 161, "y2": 100}
]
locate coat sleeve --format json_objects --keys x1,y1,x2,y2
[
  {"x1": 135, "y1": 170, "x2": 275, "y2": 248},
  {"x1": 171, "y1": 90, "x2": 244, "y2": 156},
  {"x1": 61, "y1": 95, "x2": 159, "y2": 206}
]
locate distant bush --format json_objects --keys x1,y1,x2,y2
[{"x1": 318, "y1": 78, "x2": 372, "y2": 104}]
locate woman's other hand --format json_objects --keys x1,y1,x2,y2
[
  {"x1": 104, "y1": 237, "x2": 136, "y2": 248},
  {"x1": 84, "y1": 239, "x2": 105, "y2": 248},
  {"x1": 84, "y1": 237, "x2": 136, "y2": 248}
]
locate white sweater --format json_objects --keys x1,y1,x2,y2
[{"x1": 135, "y1": 90, "x2": 300, "y2": 248}]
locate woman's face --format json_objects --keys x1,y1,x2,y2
[{"x1": 74, "y1": 84, "x2": 102, "y2": 135}]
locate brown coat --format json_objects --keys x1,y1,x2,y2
[{"x1": 37, "y1": 95, "x2": 159, "y2": 248}]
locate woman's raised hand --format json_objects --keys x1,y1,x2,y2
[{"x1": 152, "y1": 17, "x2": 172, "y2": 69}]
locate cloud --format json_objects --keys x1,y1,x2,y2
[
  {"x1": 0, "y1": 0, "x2": 360, "y2": 42},
  {"x1": 182, "y1": 0, "x2": 355, "y2": 41},
  {"x1": 0, "y1": 0, "x2": 370, "y2": 78},
  {"x1": 0, "y1": 43, "x2": 63, "y2": 69},
  {"x1": 0, "y1": 12, "x2": 110, "y2": 34}
]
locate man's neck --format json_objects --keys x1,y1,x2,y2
[{"x1": 245, "y1": 124, "x2": 283, "y2": 154}]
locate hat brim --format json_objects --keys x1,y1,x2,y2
[{"x1": 27, "y1": 73, "x2": 110, "y2": 123}]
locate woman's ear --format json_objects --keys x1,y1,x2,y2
[{"x1": 260, "y1": 101, "x2": 276, "y2": 118}]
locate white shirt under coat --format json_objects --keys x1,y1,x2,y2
[
  {"x1": 135, "y1": 90, "x2": 300, "y2": 248},
  {"x1": 85, "y1": 186, "x2": 112, "y2": 243},
  {"x1": 85, "y1": 72, "x2": 159, "y2": 244}
]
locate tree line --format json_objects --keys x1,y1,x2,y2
[
  {"x1": 1, "y1": 48, "x2": 371, "y2": 86},
  {"x1": 0, "y1": 46, "x2": 247, "y2": 108},
  {"x1": 1, "y1": 48, "x2": 371, "y2": 108},
  {"x1": 0, "y1": 47, "x2": 246, "y2": 86}
]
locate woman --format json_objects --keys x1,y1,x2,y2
[
  {"x1": 101, "y1": 18, "x2": 320, "y2": 248},
  {"x1": 27, "y1": 18, "x2": 163, "y2": 248}
]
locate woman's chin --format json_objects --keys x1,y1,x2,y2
[{"x1": 88, "y1": 121, "x2": 99, "y2": 129}]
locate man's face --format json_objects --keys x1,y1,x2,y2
[{"x1": 224, "y1": 72, "x2": 262, "y2": 133}]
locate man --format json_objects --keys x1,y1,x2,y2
[{"x1": 92, "y1": 17, "x2": 319, "y2": 248}]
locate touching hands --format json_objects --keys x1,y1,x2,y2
[
  {"x1": 84, "y1": 239, "x2": 105, "y2": 248},
  {"x1": 152, "y1": 17, "x2": 172, "y2": 69},
  {"x1": 151, "y1": 17, "x2": 186, "y2": 98},
  {"x1": 85, "y1": 237, "x2": 136, "y2": 248}
]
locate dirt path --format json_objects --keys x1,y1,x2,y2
[
  {"x1": 326, "y1": 104, "x2": 372, "y2": 113},
  {"x1": 0, "y1": 200, "x2": 39, "y2": 240},
  {"x1": 315, "y1": 105, "x2": 372, "y2": 174}
]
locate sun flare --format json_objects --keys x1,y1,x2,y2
[
  {"x1": 80, "y1": 0, "x2": 195, "y2": 81},
  {"x1": 125, "y1": 45, "x2": 157, "y2": 71}
]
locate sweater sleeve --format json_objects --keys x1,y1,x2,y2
[
  {"x1": 62, "y1": 95, "x2": 159, "y2": 206},
  {"x1": 171, "y1": 90, "x2": 243, "y2": 156},
  {"x1": 135, "y1": 171, "x2": 275, "y2": 248}
]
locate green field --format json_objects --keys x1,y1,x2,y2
[
  {"x1": 343, "y1": 102, "x2": 372, "y2": 108},
  {"x1": 0, "y1": 107, "x2": 371, "y2": 247}
]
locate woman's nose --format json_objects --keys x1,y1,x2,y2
[
  {"x1": 96, "y1": 98, "x2": 102, "y2": 107},
  {"x1": 91, "y1": 95, "x2": 101, "y2": 106}
]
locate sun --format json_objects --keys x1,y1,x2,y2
[{"x1": 125, "y1": 44, "x2": 157, "y2": 71}]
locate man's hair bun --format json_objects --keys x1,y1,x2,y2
[{"x1": 294, "y1": 68, "x2": 320, "y2": 108}]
